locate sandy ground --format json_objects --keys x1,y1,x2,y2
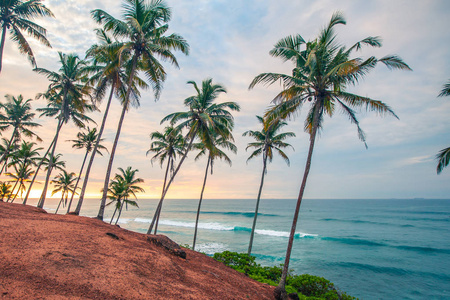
[{"x1": 0, "y1": 201, "x2": 274, "y2": 299}]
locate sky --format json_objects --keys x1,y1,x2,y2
[{"x1": 0, "y1": 0, "x2": 449, "y2": 201}]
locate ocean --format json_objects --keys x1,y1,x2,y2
[{"x1": 40, "y1": 198, "x2": 450, "y2": 299}]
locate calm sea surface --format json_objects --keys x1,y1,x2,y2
[{"x1": 38, "y1": 198, "x2": 450, "y2": 299}]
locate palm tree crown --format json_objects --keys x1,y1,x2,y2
[
  {"x1": 249, "y1": 12, "x2": 411, "y2": 297},
  {"x1": 436, "y1": 79, "x2": 450, "y2": 174},
  {"x1": 0, "y1": 0, "x2": 54, "y2": 72}
]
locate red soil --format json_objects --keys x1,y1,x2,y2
[{"x1": 0, "y1": 201, "x2": 274, "y2": 299}]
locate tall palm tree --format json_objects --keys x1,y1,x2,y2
[
  {"x1": 147, "y1": 78, "x2": 240, "y2": 234},
  {"x1": 51, "y1": 170, "x2": 77, "y2": 214},
  {"x1": 74, "y1": 29, "x2": 146, "y2": 215},
  {"x1": 0, "y1": 0, "x2": 54, "y2": 72},
  {"x1": 67, "y1": 127, "x2": 107, "y2": 213},
  {"x1": 243, "y1": 116, "x2": 295, "y2": 256},
  {"x1": 249, "y1": 12, "x2": 411, "y2": 298},
  {"x1": 9, "y1": 141, "x2": 42, "y2": 168},
  {"x1": 0, "y1": 181, "x2": 12, "y2": 201},
  {"x1": 146, "y1": 126, "x2": 185, "y2": 233},
  {"x1": 436, "y1": 80, "x2": 450, "y2": 174},
  {"x1": 191, "y1": 133, "x2": 237, "y2": 251},
  {"x1": 6, "y1": 161, "x2": 34, "y2": 202},
  {"x1": 91, "y1": 0, "x2": 189, "y2": 221},
  {"x1": 106, "y1": 166, "x2": 144, "y2": 224},
  {"x1": 30, "y1": 53, "x2": 95, "y2": 208},
  {"x1": 0, "y1": 94, "x2": 41, "y2": 174}
]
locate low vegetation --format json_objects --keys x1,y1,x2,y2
[{"x1": 213, "y1": 251, "x2": 356, "y2": 300}]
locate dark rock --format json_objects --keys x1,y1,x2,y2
[
  {"x1": 147, "y1": 235, "x2": 186, "y2": 259},
  {"x1": 106, "y1": 232, "x2": 119, "y2": 240},
  {"x1": 288, "y1": 292, "x2": 300, "y2": 300}
]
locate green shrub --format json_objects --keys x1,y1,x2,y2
[{"x1": 212, "y1": 251, "x2": 357, "y2": 300}]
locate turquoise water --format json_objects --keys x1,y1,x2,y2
[{"x1": 43, "y1": 198, "x2": 450, "y2": 299}]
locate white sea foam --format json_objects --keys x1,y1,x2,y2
[
  {"x1": 158, "y1": 220, "x2": 234, "y2": 231},
  {"x1": 117, "y1": 218, "x2": 130, "y2": 224},
  {"x1": 195, "y1": 242, "x2": 228, "y2": 255},
  {"x1": 134, "y1": 218, "x2": 152, "y2": 223},
  {"x1": 256, "y1": 229, "x2": 318, "y2": 238}
]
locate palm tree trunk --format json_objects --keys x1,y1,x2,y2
[
  {"x1": 276, "y1": 103, "x2": 322, "y2": 299},
  {"x1": 97, "y1": 57, "x2": 138, "y2": 221},
  {"x1": 115, "y1": 200, "x2": 124, "y2": 225},
  {"x1": 110, "y1": 203, "x2": 118, "y2": 224},
  {"x1": 67, "y1": 150, "x2": 88, "y2": 213},
  {"x1": 55, "y1": 193, "x2": 64, "y2": 214},
  {"x1": 10, "y1": 180, "x2": 23, "y2": 203},
  {"x1": 0, "y1": 23, "x2": 7, "y2": 73},
  {"x1": 153, "y1": 157, "x2": 171, "y2": 234},
  {"x1": 37, "y1": 117, "x2": 63, "y2": 209},
  {"x1": 147, "y1": 130, "x2": 198, "y2": 234},
  {"x1": 7, "y1": 180, "x2": 19, "y2": 202},
  {"x1": 192, "y1": 156, "x2": 211, "y2": 251},
  {"x1": 23, "y1": 120, "x2": 60, "y2": 205},
  {"x1": 248, "y1": 152, "x2": 268, "y2": 256},
  {"x1": 0, "y1": 128, "x2": 18, "y2": 175},
  {"x1": 75, "y1": 81, "x2": 116, "y2": 215}
]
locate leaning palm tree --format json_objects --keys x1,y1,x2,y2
[
  {"x1": 74, "y1": 28, "x2": 147, "y2": 215},
  {"x1": 243, "y1": 116, "x2": 295, "y2": 256},
  {"x1": 249, "y1": 12, "x2": 411, "y2": 298},
  {"x1": 67, "y1": 127, "x2": 107, "y2": 213},
  {"x1": 146, "y1": 126, "x2": 185, "y2": 233},
  {"x1": 51, "y1": 170, "x2": 77, "y2": 214},
  {"x1": 0, "y1": 137, "x2": 18, "y2": 175},
  {"x1": 107, "y1": 166, "x2": 144, "y2": 224},
  {"x1": 436, "y1": 80, "x2": 450, "y2": 174},
  {"x1": 147, "y1": 78, "x2": 240, "y2": 234},
  {"x1": 9, "y1": 141, "x2": 42, "y2": 169},
  {"x1": 0, "y1": 0, "x2": 54, "y2": 72},
  {"x1": 0, "y1": 94, "x2": 41, "y2": 174},
  {"x1": 29, "y1": 53, "x2": 95, "y2": 208},
  {"x1": 106, "y1": 178, "x2": 126, "y2": 224},
  {"x1": 91, "y1": 0, "x2": 189, "y2": 221},
  {"x1": 0, "y1": 181, "x2": 12, "y2": 201},
  {"x1": 191, "y1": 133, "x2": 237, "y2": 251},
  {"x1": 6, "y1": 161, "x2": 34, "y2": 203}
]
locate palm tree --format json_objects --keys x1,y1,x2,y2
[
  {"x1": 147, "y1": 78, "x2": 240, "y2": 234},
  {"x1": 91, "y1": 0, "x2": 189, "y2": 221},
  {"x1": 9, "y1": 141, "x2": 42, "y2": 168},
  {"x1": 30, "y1": 52, "x2": 95, "y2": 208},
  {"x1": 51, "y1": 170, "x2": 77, "y2": 214},
  {"x1": 0, "y1": 181, "x2": 12, "y2": 201},
  {"x1": 0, "y1": 0, "x2": 54, "y2": 72},
  {"x1": 106, "y1": 166, "x2": 144, "y2": 224},
  {"x1": 436, "y1": 80, "x2": 450, "y2": 174},
  {"x1": 36, "y1": 153, "x2": 66, "y2": 208},
  {"x1": 146, "y1": 126, "x2": 185, "y2": 233},
  {"x1": 243, "y1": 116, "x2": 295, "y2": 256},
  {"x1": 191, "y1": 133, "x2": 237, "y2": 251},
  {"x1": 74, "y1": 28, "x2": 147, "y2": 215},
  {"x1": 249, "y1": 12, "x2": 411, "y2": 297},
  {"x1": 0, "y1": 94, "x2": 41, "y2": 175},
  {"x1": 67, "y1": 127, "x2": 107, "y2": 213},
  {"x1": 6, "y1": 161, "x2": 34, "y2": 203},
  {"x1": 0, "y1": 137, "x2": 18, "y2": 175}
]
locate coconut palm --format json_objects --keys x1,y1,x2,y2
[
  {"x1": 0, "y1": 0, "x2": 54, "y2": 72},
  {"x1": 436, "y1": 80, "x2": 450, "y2": 174},
  {"x1": 30, "y1": 53, "x2": 95, "y2": 208},
  {"x1": 191, "y1": 133, "x2": 237, "y2": 251},
  {"x1": 243, "y1": 116, "x2": 295, "y2": 256},
  {"x1": 74, "y1": 29, "x2": 147, "y2": 216},
  {"x1": 9, "y1": 141, "x2": 42, "y2": 168},
  {"x1": 91, "y1": 0, "x2": 189, "y2": 221},
  {"x1": 0, "y1": 181, "x2": 12, "y2": 201},
  {"x1": 0, "y1": 94, "x2": 41, "y2": 174},
  {"x1": 0, "y1": 137, "x2": 18, "y2": 175},
  {"x1": 36, "y1": 153, "x2": 66, "y2": 208},
  {"x1": 147, "y1": 78, "x2": 240, "y2": 234},
  {"x1": 51, "y1": 170, "x2": 77, "y2": 214},
  {"x1": 249, "y1": 12, "x2": 411, "y2": 297},
  {"x1": 67, "y1": 127, "x2": 107, "y2": 213},
  {"x1": 106, "y1": 166, "x2": 144, "y2": 224},
  {"x1": 5, "y1": 161, "x2": 34, "y2": 203},
  {"x1": 146, "y1": 126, "x2": 185, "y2": 233}
]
